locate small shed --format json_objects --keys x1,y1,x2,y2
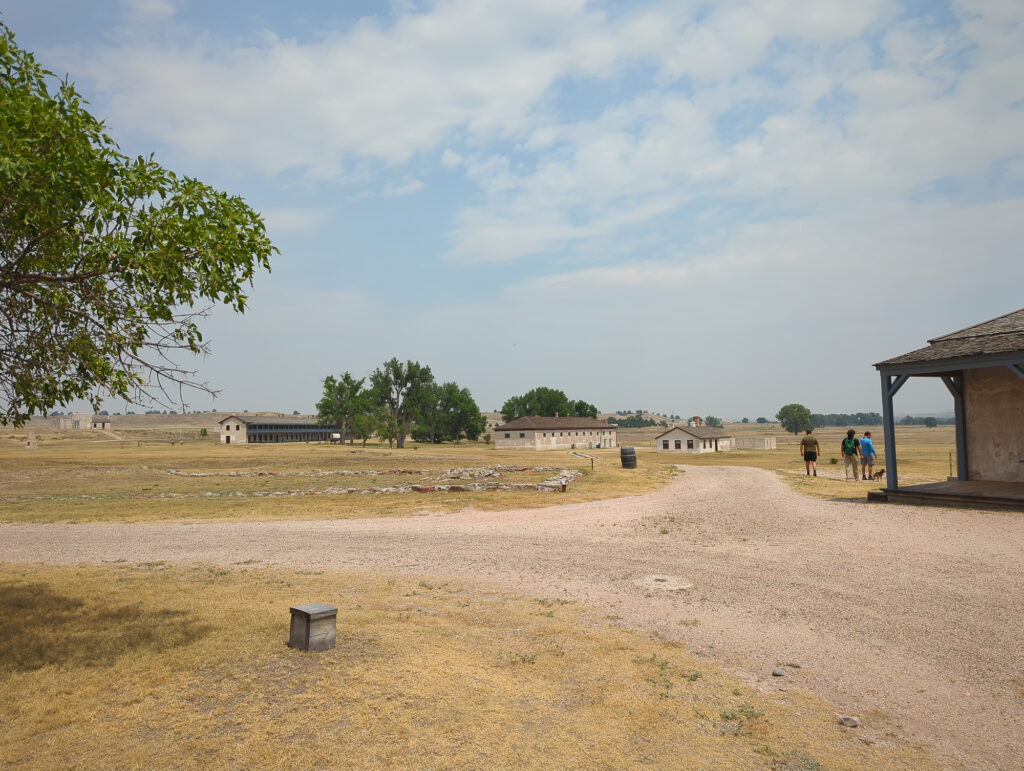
[
  {"x1": 655, "y1": 425, "x2": 733, "y2": 453},
  {"x1": 872, "y1": 307, "x2": 1024, "y2": 508}
]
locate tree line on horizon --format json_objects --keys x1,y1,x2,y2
[{"x1": 776, "y1": 404, "x2": 949, "y2": 434}]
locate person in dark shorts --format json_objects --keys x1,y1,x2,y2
[
  {"x1": 859, "y1": 431, "x2": 878, "y2": 480},
  {"x1": 800, "y1": 429, "x2": 820, "y2": 476}
]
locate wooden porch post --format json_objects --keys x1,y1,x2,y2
[
  {"x1": 941, "y1": 374, "x2": 968, "y2": 481},
  {"x1": 880, "y1": 372, "x2": 909, "y2": 490}
]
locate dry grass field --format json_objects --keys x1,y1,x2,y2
[
  {"x1": 0, "y1": 419, "x2": 954, "y2": 524},
  {"x1": 0, "y1": 431, "x2": 676, "y2": 524},
  {"x1": 621, "y1": 422, "x2": 957, "y2": 501},
  {"x1": 0, "y1": 563, "x2": 943, "y2": 770},
  {"x1": 0, "y1": 417, "x2": 963, "y2": 768}
]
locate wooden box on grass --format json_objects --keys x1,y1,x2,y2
[{"x1": 288, "y1": 603, "x2": 337, "y2": 652}]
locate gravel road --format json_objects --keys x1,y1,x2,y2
[{"x1": 2, "y1": 465, "x2": 1022, "y2": 769}]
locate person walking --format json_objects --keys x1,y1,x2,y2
[
  {"x1": 841, "y1": 429, "x2": 861, "y2": 480},
  {"x1": 860, "y1": 431, "x2": 878, "y2": 480},
  {"x1": 800, "y1": 429, "x2": 820, "y2": 476}
]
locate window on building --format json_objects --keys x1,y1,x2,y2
[
  {"x1": 543, "y1": 432, "x2": 547, "y2": 437},
  {"x1": 675, "y1": 440, "x2": 681, "y2": 449},
  {"x1": 519, "y1": 433, "x2": 525, "y2": 438},
  {"x1": 687, "y1": 440, "x2": 694, "y2": 449},
  {"x1": 662, "y1": 440, "x2": 669, "y2": 449},
  {"x1": 504, "y1": 433, "x2": 510, "y2": 439}
]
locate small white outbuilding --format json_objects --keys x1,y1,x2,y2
[{"x1": 654, "y1": 425, "x2": 733, "y2": 453}]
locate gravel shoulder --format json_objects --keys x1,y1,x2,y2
[{"x1": 2, "y1": 465, "x2": 1021, "y2": 769}]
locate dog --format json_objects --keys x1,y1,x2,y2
[{"x1": 871, "y1": 469, "x2": 885, "y2": 481}]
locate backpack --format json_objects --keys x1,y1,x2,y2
[{"x1": 842, "y1": 437, "x2": 857, "y2": 455}]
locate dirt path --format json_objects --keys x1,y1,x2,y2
[{"x1": 2, "y1": 465, "x2": 1021, "y2": 769}]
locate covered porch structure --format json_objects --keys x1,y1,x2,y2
[{"x1": 870, "y1": 308, "x2": 1024, "y2": 510}]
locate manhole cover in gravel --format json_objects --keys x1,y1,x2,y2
[{"x1": 634, "y1": 575, "x2": 693, "y2": 591}]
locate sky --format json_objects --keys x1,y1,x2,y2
[{"x1": 5, "y1": 0, "x2": 1023, "y2": 419}]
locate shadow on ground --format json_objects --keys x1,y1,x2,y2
[{"x1": 0, "y1": 582, "x2": 210, "y2": 672}]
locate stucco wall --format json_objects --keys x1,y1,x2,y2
[
  {"x1": 965, "y1": 367, "x2": 1024, "y2": 482},
  {"x1": 656, "y1": 427, "x2": 732, "y2": 453},
  {"x1": 734, "y1": 436, "x2": 777, "y2": 450},
  {"x1": 220, "y1": 419, "x2": 248, "y2": 444},
  {"x1": 494, "y1": 428, "x2": 617, "y2": 450}
]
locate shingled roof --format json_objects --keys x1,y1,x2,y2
[
  {"x1": 495, "y1": 416, "x2": 615, "y2": 431},
  {"x1": 655, "y1": 425, "x2": 732, "y2": 440},
  {"x1": 219, "y1": 414, "x2": 326, "y2": 426},
  {"x1": 875, "y1": 308, "x2": 1024, "y2": 369}
]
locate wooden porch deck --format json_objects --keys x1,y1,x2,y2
[{"x1": 867, "y1": 479, "x2": 1024, "y2": 511}]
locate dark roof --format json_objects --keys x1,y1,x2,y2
[
  {"x1": 655, "y1": 425, "x2": 732, "y2": 440},
  {"x1": 495, "y1": 416, "x2": 615, "y2": 431},
  {"x1": 219, "y1": 414, "x2": 327, "y2": 427},
  {"x1": 875, "y1": 308, "x2": 1024, "y2": 369}
]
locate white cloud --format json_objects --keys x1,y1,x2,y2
[
  {"x1": 121, "y1": 0, "x2": 178, "y2": 21},
  {"x1": 441, "y1": 1, "x2": 1024, "y2": 264},
  {"x1": 441, "y1": 148, "x2": 462, "y2": 168},
  {"x1": 68, "y1": 0, "x2": 664, "y2": 176},
  {"x1": 261, "y1": 206, "x2": 331, "y2": 234},
  {"x1": 381, "y1": 179, "x2": 425, "y2": 197}
]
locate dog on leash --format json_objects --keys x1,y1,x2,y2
[{"x1": 872, "y1": 469, "x2": 885, "y2": 481}]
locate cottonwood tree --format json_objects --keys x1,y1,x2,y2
[
  {"x1": 350, "y1": 409, "x2": 378, "y2": 444},
  {"x1": 776, "y1": 403, "x2": 814, "y2": 435},
  {"x1": 0, "y1": 25, "x2": 275, "y2": 426},
  {"x1": 316, "y1": 372, "x2": 366, "y2": 444},
  {"x1": 501, "y1": 387, "x2": 599, "y2": 422},
  {"x1": 412, "y1": 381, "x2": 486, "y2": 444},
  {"x1": 369, "y1": 358, "x2": 433, "y2": 448},
  {"x1": 571, "y1": 400, "x2": 598, "y2": 419}
]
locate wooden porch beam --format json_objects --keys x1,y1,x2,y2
[{"x1": 880, "y1": 373, "x2": 899, "y2": 489}]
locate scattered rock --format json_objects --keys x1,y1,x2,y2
[
  {"x1": 771, "y1": 668, "x2": 786, "y2": 677},
  {"x1": 838, "y1": 715, "x2": 860, "y2": 728}
]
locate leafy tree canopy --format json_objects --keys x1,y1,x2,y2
[
  {"x1": 501, "y1": 387, "x2": 598, "y2": 422},
  {"x1": 704, "y1": 415, "x2": 724, "y2": 428},
  {"x1": 571, "y1": 400, "x2": 598, "y2": 419},
  {"x1": 411, "y1": 381, "x2": 486, "y2": 444},
  {"x1": 369, "y1": 358, "x2": 433, "y2": 449},
  {"x1": 316, "y1": 372, "x2": 367, "y2": 444},
  {"x1": 0, "y1": 24, "x2": 275, "y2": 426},
  {"x1": 776, "y1": 403, "x2": 814, "y2": 435}
]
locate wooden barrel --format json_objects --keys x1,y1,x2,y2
[{"x1": 620, "y1": 446, "x2": 637, "y2": 469}]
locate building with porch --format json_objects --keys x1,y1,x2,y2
[
  {"x1": 654, "y1": 425, "x2": 733, "y2": 453},
  {"x1": 493, "y1": 416, "x2": 617, "y2": 450},
  {"x1": 219, "y1": 414, "x2": 339, "y2": 444},
  {"x1": 871, "y1": 307, "x2": 1024, "y2": 509}
]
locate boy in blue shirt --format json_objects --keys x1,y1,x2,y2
[{"x1": 860, "y1": 431, "x2": 877, "y2": 480}]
